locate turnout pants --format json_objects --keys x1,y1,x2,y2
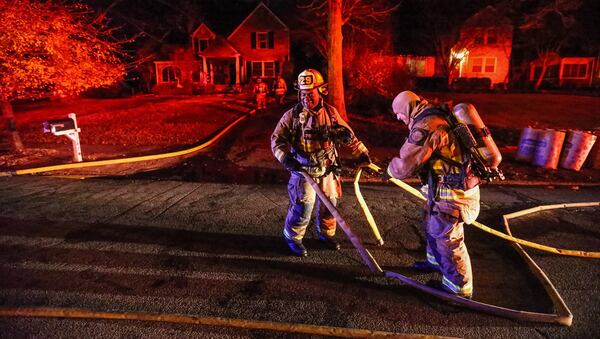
[
  {"x1": 423, "y1": 202, "x2": 473, "y2": 297},
  {"x1": 283, "y1": 172, "x2": 341, "y2": 242},
  {"x1": 256, "y1": 94, "x2": 267, "y2": 109}
]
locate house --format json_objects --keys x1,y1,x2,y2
[
  {"x1": 529, "y1": 53, "x2": 600, "y2": 89},
  {"x1": 395, "y1": 55, "x2": 437, "y2": 77},
  {"x1": 154, "y1": 2, "x2": 290, "y2": 93},
  {"x1": 449, "y1": 6, "x2": 513, "y2": 90}
]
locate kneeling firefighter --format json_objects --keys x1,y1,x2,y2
[
  {"x1": 271, "y1": 69, "x2": 371, "y2": 257},
  {"x1": 384, "y1": 90, "x2": 503, "y2": 298}
]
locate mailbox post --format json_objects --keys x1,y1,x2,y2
[{"x1": 42, "y1": 113, "x2": 83, "y2": 162}]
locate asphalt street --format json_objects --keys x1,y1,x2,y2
[{"x1": 0, "y1": 176, "x2": 599, "y2": 338}]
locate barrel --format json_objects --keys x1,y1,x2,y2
[
  {"x1": 516, "y1": 127, "x2": 541, "y2": 163},
  {"x1": 586, "y1": 130, "x2": 600, "y2": 170},
  {"x1": 559, "y1": 130, "x2": 597, "y2": 171},
  {"x1": 532, "y1": 129, "x2": 566, "y2": 169}
]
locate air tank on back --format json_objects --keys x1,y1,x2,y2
[{"x1": 452, "y1": 103, "x2": 502, "y2": 169}]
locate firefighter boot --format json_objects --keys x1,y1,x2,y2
[
  {"x1": 319, "y1": 235, "x2": 340, "y2": 251},
  {"x1": 285, "y1": 239, "x2": 307, "y2": 257}
]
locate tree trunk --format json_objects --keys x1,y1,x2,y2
[
  {"x1": 534, "y1": 59, "x2": 548, "y2": 91},
  {"x1": 1, "y1": 100, "x2": 24, "y2": 152},
  {"x1": 327, "y1": 0, "x2": 348, "y2": 121}
]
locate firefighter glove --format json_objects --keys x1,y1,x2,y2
[
  {"x1": 282, "y1": 154, "x2": 301, "y2": 172},
  {"x1": 356, "y1": 152, "x2": 372, "y2": 168}
]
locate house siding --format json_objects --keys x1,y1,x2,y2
[
  {"x1": 457, "y1": 26, "x2": 513, "y2": 87},
  {"x1": 228, "y1": 6, "x2": 289, "y2": 63}
]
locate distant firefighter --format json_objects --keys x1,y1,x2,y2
[
  {"x1": 271, "y1": 69, "x2": 371, "y2": 257},
  {"x1": 383, "y1": 90, "x2": 502, "y2": 299},
  {"x1": 272, "y1": 76, "x2": 287, "y2": 105},
  {"x1": 254, "y1": 77, "x2": 269, "y2": 111}
]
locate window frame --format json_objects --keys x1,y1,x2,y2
[
  {"x1": 251, "y1": 61, "x2": 276, "y2": 77},
  {"x1": 161, "y1": 66, "x2": 181, "y2": 83},
  {"x1": 257, "y1": 32, "x2": 269, "y2": 49},
  {"x1": 562, "y1": 63, "x2": 588, "y2": 79},
  {"x1": 470, "y1": 57, "x2": 496, "y2": 74}
]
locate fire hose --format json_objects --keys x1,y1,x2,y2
[
  {"x1": 0, "y1": 112, "x2": 251, "y2": 177},
  {"x1": 301, "y1": 170, "x2": 575, "y2": 326},
  {"x1": 359, "y1": 163, "x2": 600, "y2": 259}
]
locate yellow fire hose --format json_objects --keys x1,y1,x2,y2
[
  {"x1": 0, "y1": 307, "x2": 455, "y2": 338},
  {"x1": 362, "y1": 163, "x2": 600, "y2": 259},
  {"x1": 0, "y1": 112, "x2": 251, "y2": 177},
  {"x1": 305, "y1": 170, "x2": 574, "y2": 326}
]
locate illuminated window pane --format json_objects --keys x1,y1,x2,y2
[
  {"x1": 471, "y1": 57, "x2": 483, "y2": 72},
  {"x1": 578, "y1": 64, "x2": 587, "y2": 77},
  {"x1": 485, "y1": 58, "x2": 496, "y2": 73},
  {"x1": 563, "y1": 63, "x2": 588, "y2": 78}
]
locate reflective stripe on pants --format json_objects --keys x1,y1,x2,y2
[
  {"x1": 424, "y1": 204, "x2": 473, "y2": 296},
  {"x1": 283, "y1": 172, "x2": 340, "y2": 241}
]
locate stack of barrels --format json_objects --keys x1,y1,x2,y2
[{"x1": 516, "y1": 127, "x2": 598, "y2": 171}]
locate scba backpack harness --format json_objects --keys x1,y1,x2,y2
[
  {"x1": 289, "y1": 103, "x2": 353, "y2": 176},
  {"x1": 412, "y1": 104, "x2": 504, "y2": 191}
]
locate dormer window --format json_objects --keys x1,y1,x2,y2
[{"x1": 195, "y1": 39, "x2": 209, "y2": 53}]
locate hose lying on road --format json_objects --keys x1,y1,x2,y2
[
  {"x1": 0, "y1": 307, "x2": 452, "y2": 339},
  {"x1": 307, "y1": 169, "x2": 575, "y2": 325},
  {"x1": 0, "y1": 111, "x2": 252, "y2": 177},
  {"x1": 363, "y1": 163, "x2": 600, "y2": 259},
  {"x1": 300, "y1": 171, "x2": 382, "y2": 274}
]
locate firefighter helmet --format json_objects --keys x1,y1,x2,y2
[{"x1": 296, "y1": 69, "x2": 328, "y2": 93}]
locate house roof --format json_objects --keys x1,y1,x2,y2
[
  {"x1": 199, "y1": 36, "x2": 240, "y2": 58},
  {"x1": 192, "y1": 23, "x2": 216, "y2": 39},
  {"x1": 463, "y1": 6, "x2": 512, "y2": 28},
  {"x1": 228, "y1": 2, "x2": 289, "y2": 40}
]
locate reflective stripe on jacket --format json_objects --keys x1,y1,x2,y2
[{"x1": 271, "y1": 101, "x2": 367, "y2": 176}]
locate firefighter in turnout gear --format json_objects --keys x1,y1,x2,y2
[
  {"x1": 384, "y1": 90, "x2": 480, "y2": 298},
  {"x1": 271, "y1": 69, "x2": 371, "y2": 257},
  {"x1": 254, "y1": 77, "x2": 268, "y2": 111},
  {"x1": 272, "y1": 76, "x2": 287, "y2": 105}
]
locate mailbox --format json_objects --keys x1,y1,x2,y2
[
  {"x1": 42, "y1": 118, "x2": 76, "y2": 134},
  {"x1": 42, "y1": 113, "x2": 83, "y2": 162}
]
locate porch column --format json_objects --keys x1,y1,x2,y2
[
  {"x1": 202, "y1": 56, "x2": 208, "y2": 83},
  {"x1": 559, "y1": 59, "x2": 565, "y2": 87},
  {"x1": 235, "y1": 55, "x2": 241, "y2": 86},
  {"x1": 155, "y1": 63, "x2": 160, "y2": 83},
  {"x1": 209, "y1": 62, "x2": 214, "y2": 85}
]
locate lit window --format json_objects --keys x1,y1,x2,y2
[
  {"x1": 484, "y1": 58, "x2": 496, "y2": 73},
  {"x1": 563, "y1": 63, "x2": 587, "y2": 78},
  {"x1": 471, "y1": 58, "x2": 483, "y2": 72},
  {"x1": 258, "y1": 32, "x2": 269, "y2": 49}
]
